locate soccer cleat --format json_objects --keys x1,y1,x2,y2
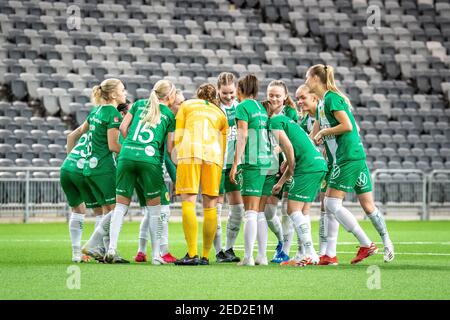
[
  {"x1": 280, "y1": 259, "x2": 300, "y2": 266},
  {"x1": 384, "y1": 243, "x2": 395, "y2": 263},
  {"x1": 174, "y1": 253, "x2": 199, "y2": 266},
  {"x1": 216, "y1": 250, "x2": 232, "y2": 263},
  {"x1": 237, "y1": 256, "x2": 255, "y2": 266},
  {"x1": 224, "y1": 248, "x2": 240, "y2": 262},
  {"x1": 272, "y1": 240, "x2": 283, "y2": 260},
  {"x1": 82, "y1": 246, "x2": 105, "y2": 263},
  {"x1": 161, "y1": 252, "x2": 177, "y2": 263},
  {"x1": 104, "y1": 250, "x2": 130, "y2": 264},
  {"x1": 152, "y1": 256, "x2": 167, "y2": 265},
  {"x1": 296, "y1": 255, "x2": 319, "y2": 267},
  {"x1": 255, "y1": 256, "x2": 268, "y2": 266},
  {"x1": 81, "y1": 254, "x2": 91, "y2": 263},
  {"x1": 318, "y1": 255, "x2": 339, "y2": 265},
  {"x1": 271, "y1": 250, "x2": 290, "y2": 263},
  {"x1": 199, "y1": 257, "x2": 209, "y2": 265},
  {"x1": 134, "y1": 251, "x2": 147, "y2": 263},
  {"x1": 351, "y1": 242, "x2": 379, "y2": 264}
]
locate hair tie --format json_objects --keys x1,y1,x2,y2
[{"x1": 324, "y1": 64, "x2": 328, "y2": 72}]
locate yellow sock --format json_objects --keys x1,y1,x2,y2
[
  {"x1": 182, "y1": 201, "x2": 198, "y2": 257},
  {"x1": 202, "y1": 207, "x2": 217, "y2": 259}
]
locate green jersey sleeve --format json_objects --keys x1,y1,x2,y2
[
  {"x1": 326, "y1": 92, "x2": 347, "y2": 113},
  {"x1": 235, "y1": 103, "x2": 249, "y2": 122},
  {"x1": 107, "y1": 108, "x2": 122, "y2": 129},
  {"x1": 269, "y1": 116, "x2": 285, "y2": 131}
]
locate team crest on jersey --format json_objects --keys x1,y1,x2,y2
[
  {"x1": 114, "y1": 116, "x2": 120, "y2": 123},
  {"x1": 356, "y1": 172, "x2": 368, "y2": 187},
  {"x1": 331, "y1": 164, "x2": 340, "y2": 180},
  {"x1": 288, "y1": 177, "x2": 294, "y2": 191}
]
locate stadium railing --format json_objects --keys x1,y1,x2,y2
[{"x1": 1, "y1": 167, "x2": 449, "y2": 222}]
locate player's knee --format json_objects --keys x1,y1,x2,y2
[{"x1": 324, "y1": 197, "x2": 342, "y2": 215}]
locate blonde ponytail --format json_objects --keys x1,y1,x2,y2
[
  {"x1": 91, "y1": 78, "x2": 122, "y2": 105},
  {"x1": 309, "y1": 64, "x2": 352, "y2": 109},
  {"x1": 141, "y1": 80, "x2": 174, "y2": 126}
]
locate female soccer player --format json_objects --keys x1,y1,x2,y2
[
  {"x1": 230, "y1": 74, "x2": 272, "y2": 266},
  {"x1": 295, "y1": 84, "x2": 334, "y2": 261},
  {"x1": 306, "y1": 64, "x2": 394, "y2": 264},
  {"x1": 261, "y1": 80, "x2": 299, "y2": 265},
  {"x1": 105, "y1": 80, "x2": 177, "y2": 264},
  {"x1": 80, "y1": 78, "x2": 126, "y2": 261},
  {"x1": 173, "y1": 84, "x2": 228, "y2": 266},
  {"x1": 61, "y1": 125, "x2": 102, "y2": 262},
  {"x1": 214, "y1": 72, "x2": 244, "y2": 263},
  {"x1": 135, "y1": 90, "x2": 184, "y2": 264},
  {"x1": 267, "y1": 98, "x2": 328, "y2": 266}
]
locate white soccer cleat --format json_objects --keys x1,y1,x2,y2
[
  {"x1": 152, "y1": 256, "x2": 168, "y2": 265},
  {"x1": 255, "y1": 256, "x2": 268, "y2": 266},
  {"x1": 237, "y1": 257, "x2": 255, "y2": 266},
  {"x1": 384, "y1": 243, "x2": 395, "y2": 263}
]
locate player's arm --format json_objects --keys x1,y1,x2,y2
[
  {"x1": 119, "y1": 112, "x2": 133, "y2": 138},
  {"x1": 230, "y1": 119, "x2": 247, "y2": 184},
  {"x1": 66, "y1": 120, "x2": 89, "y2": 153},
  {"x1": 271, "y1": 130, "x2": 295, "y2": 195},
  {"x1": 107, "y1": 128, "x2": 121, "y2": 153},
  {"x1": 314, "y1": 110, "x2": 352, "y2": 145},
  {"x1": 309, "y1": 119, "x2": 320, "y2": 143},
  {"x1": 165, "y1": 133, "x2": 176, "y2": 179}
]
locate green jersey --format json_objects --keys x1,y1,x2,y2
[
  {"x1": 299, "y1": 114, "x2": 315, "y2": 134},
  {"x1": 316, "y1": 91, "x2": 366, "y2": 165},
  {"x1": 235, "y1": 99, "x2": 271, "y2": 169},
  {"x1": 83, "y1": 105, "x2": 122, "y2": 176},
  {"x1": 221, "y1": 100, "x2": 238, "y2": 169},
  {"x1": 118, "y1": 99, "x2": 175, "y2": 165},
  {"x1": 61, "y1": 132, "x2": 89, "y2": 173},
  {"x1": 282, "y1": 105, "x2": 299, "y2": 122},
  {"x1": 269, "y1": 114, "x2": 327, "y2": 175}
]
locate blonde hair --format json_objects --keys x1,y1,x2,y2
[
  {"x1": 308, "y1": 64, "x2": 352, "y2": 109},
  {"x1": 91, "y1": 78, "x2": 122, "y2": 105},
  {"x1": 217, "y1": 72, "x2": 236, "y2": 89},
  {"x1": 141, "y1": 80, "x2": 175, "y2": 126},
  {"x1": 196, "y1": 83, "x2": 220, "y2": 107},
  {"x1": 268, "y1": 80, "x2": 296, "y2": 110}
]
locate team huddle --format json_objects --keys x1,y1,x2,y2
[{"x1": 60, "y1": 64, "x2": 395, "y2": 267}]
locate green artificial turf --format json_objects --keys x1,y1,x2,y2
[{"x1": 0, "y1": 220, "x2": 449, "y2": 300}]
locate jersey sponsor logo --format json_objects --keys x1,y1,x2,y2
[
  {"x1": 89, "y1": 157, "x2": 98, "y2": 169},
  {"x1": 114, "y1": 116, "x2": 120, "y2": 123},
  {"x1": 356, "y1": 172, "x2": 368, "y2": 187},
  {"x1": 145, "y1": 146, "x2": 155, "y2": 157},
  {"x1": 288, "y1": 177, "x2": 295, "y2": 191},
  {"x1": 330, "y1": 164, "x2": 340, "y2": 180}
]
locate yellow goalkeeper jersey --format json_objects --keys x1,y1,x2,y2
[{"x1": 174, "y1": 99, "x2": 228, "y2": 166}]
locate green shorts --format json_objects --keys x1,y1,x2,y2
[
  {"x1": 135, "y1": 181, "x2": 170, "y2": 207},
  {"x1": 262, "y1": 174, "x2": 282, "y2": 199},
  {"x1": 320, "y1": 167, "x2": 332, "y2": 193},
  {"x1": 84, "y1": 172, "x2": 116, "y2": 206},
  {"x1": 219, "y1": 168, "x2": 241, "y2": 195},
  {"x1": 116, "y1": 159, "x2": 163, "y2": 200},
  {"x1": 288, "y1": 171, "x2": 326, "y2": 202},
  {"x1": 60, "y1": 169, "x2": 99, "y2": 208},
  {"x1": 238, "y1": 167, "x2": 267, "y2": 197},
  {"x1": 328, "y1": 160, "x2": 373, "y2": 194}
]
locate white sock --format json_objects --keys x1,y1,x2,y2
[
  {"x1": 148, "y1": 205, "x2": 162, "y2": 259},
  {"x1": 214, "y1": 203, "x2": 223, "y2": 253},
  {"x1": 290, "y1": 211, "x2": 317, "y2": 257},
  {"x1": 108, "y1": 203, "x2": 128, "y2": 252},
  {"x1": 138, "y1": 207, "x2": 149, "y2": 254},
  {"x1": 160, "y1": 205, "x2": 171, "y2": 255},
  {"x1": 84, "y1": 211, "x2": 111, "y2": 250},
  {"x1": 257, "y1": 212, "x2": 268, "y2": 258},
  {"x1": 69, "y1": 213, "x2": 84, "y2": 251},
  {"x1": 94, "y1": 215, "x2": 103, "y2": 230},
  {"x1": 226, "y1": 204, "x2": 244, "y2": 250},
  {"x1": 325, "y1": 212, "x2": 339, "y2": 257},
  {"x1": 304, "y1": 214, "x2": 311, "y2": 255},
  {"x1": 318, "y1": 211, "x2": 328, "y2": 256},
  {"x1": 325, "y1": 197, "x2": 371, "y2": 247},
  {"x1": 281, "y1": 198, "x2": 293, "y2": 255},
  {"x1": 102, "y1": 210, "x2": 113, "y2": 250},
  {"x1": 243, "y1": 210, "x2": 257, "y2": 259},
  {"x1": 367, "y1": 208, "x2": 391, "y2": 246},
  {"x1": 264, "y1": 204, "x2": 283, "y2": 242}
]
